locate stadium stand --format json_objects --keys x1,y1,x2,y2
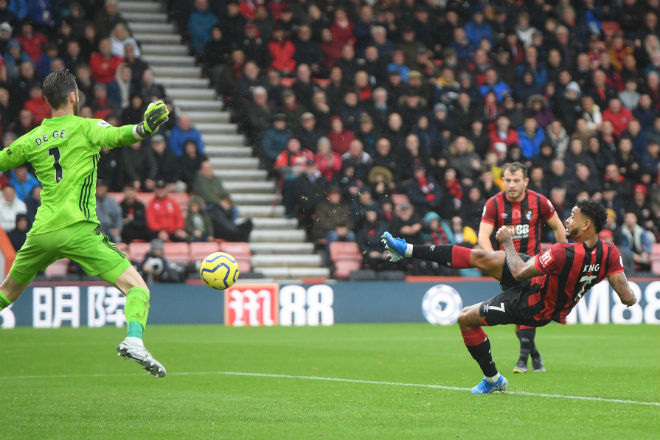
[{"x1": 0, "y1": 0, "x2": 658, "y2": 282}]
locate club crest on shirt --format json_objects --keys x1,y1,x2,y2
[{"x1": 526, "y1": 210, "x2": 533, "y2": 221}]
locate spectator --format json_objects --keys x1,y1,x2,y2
[
  {"x1": 517, "y1": 116, "x2": 545, "y2": 159},
  {"x1": 22, "y1": 83, "x2": 49, "y2": 125},
  {"x1": 193, "y1": 159, "x2": 228, "y2": 206},
  {"x1": 9, "y1": 164, "x2": 38, "y2": 202},
  {"x1": 292, "y1": 64, "x2": 315, "y2": 109},
  {"x1": 139, "y1": 68, "x2": 166, "y2": 103},
  {"x1": 244, "y1": 86, "x2": 272, "y2": 144},
  {"x1": 602, "y1": 97, "x2": 634, "y2": 137},
  {"x1": 268, "y1": 25, "x2": 296, "y2": 75},
  {"x1": 202, "y1": 25, "x2": 232, "y2": 94},
  {"x1": 121, "y1": 141, "x2": 156, "y2": 191},
  {"x1": 168, "y1": 114, "x2": 204, "y2": 157},
  {"x1": 0, "y1": 184, "x2": 26, "y2": 231},
  {"x1": 313, "y1": 185, "x2": 355, "y2": 247},
  {"x1": 121, "y1": 93, "x2": 145, "y2": 125},
  {"x1": 627, "y1": 184, "x2": 655, "y2": 232},
  {"x1": 107, "y1": 64, "x2": 133, "y2": 109},
  {"x1": 188, "y1": 0, "x2": 219, "y2": 55},
  {"x1": 150, "y1": 134, "x2": 179, "y2": 186},
  {"x1": 447, "y1": 136, "x2": 481, "y2": 181},
  {"x1": 357, "y1": 206, "x2": 390, "y2": 271},
  {"x1": 406, "y1": 165, "x2": 442, "y2": 216},
  {"x1": 8, "y1": 213, "x2": 28, "y2": 251},
  {"x1": 123, "y1": 43, "x2": 147, "y2": 89},
  {"x1": 139, "y1": 238, "x2": 185, "y2": 283},
  {"x1": 180, "y1": 140, "x2": 208, "y2": 192},
  {"x1": 479, "y1": 68, "x2": 511, "y2": 102},
  {"x1": 314, "y1": 137, "x2": 342, "y2": 182},
  {"x1": 95, "y1": 179, "x2": 122, "y2": 243},
  {"x1": 280, "y1": 89, "x2": 306, "y2": 131},
  {"x1": 90, "y1": 83, "x2": 116, "y2": 120},
  {"x1": 294, "y1": 24, "x2": 322, "y2": 73},
  {"x1": 465, "y1": 10, "x2": 492, "y2": 48},
  {"x1": 208, "y1": 194, "x2": 252, "y2": 241},
  {"x1": 15, "y1": 21, "x2": 47, "y2": 63},
  {"x1": 619, "y1": 211, "x2": 653, "y2": 272},
  {"x1": 146, "y1": 180, "x2": 187, "y2": 242},
  {"x1": 185, "y1": 196, "x2": 214, "y2": 242},
  {"x1": 390, "y1": 202, "x2": 423, "y2": 245},
  {"x1": 120, "y1": 184, "x2": 151, "y2": 243},
  {"x1": 295, "y1": 112, "x2": 322, "y2": 153},
  {"x1": 261, "y1": 113, "x2": 290, "y2": 169},
  {"x1": 274, "y1": 137, "x2": 314, "y2": 217},
  {"x1": 328, "y1": 115, "x2": 354, "y2": 155},
  {"x1": 94, "y1": 0, "x2": 128, "y2": 39},
  {"x1": 89, "y1": 37, "x2": 124, "y2": 84},
  {"x1": 294, "y1": 159, "x2": 328, "y2": 237},
  {"x1": 489, "y1": 115, "x2": 520, "y2": 160},
  {"x1": 109, "y1": 22, "x2": 139, "y2": 58}
]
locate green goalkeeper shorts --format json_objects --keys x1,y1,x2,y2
[{"x1": 10, "y1": 221, "x2": 131, "y2": 285}]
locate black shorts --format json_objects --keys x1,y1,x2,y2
[
  {"x1": 499, "y1": 253, "x2": 533, "y2": 290},
  {"x1": 479, "y1": 281, "x2": 550, "y2": 327}
]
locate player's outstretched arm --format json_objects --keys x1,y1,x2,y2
[
  {"x1": 134, "y1": 100, "x2": 169, "y2": 139},
  {"x1": 607, "y1": 271, "x2": 637, "y2": 306},
  {"x1": 496, "y1": 226, "x2": 542, "y2": 281},
  {"x1": 546, "y1": 212, "x2": 567, "y2": 243}
]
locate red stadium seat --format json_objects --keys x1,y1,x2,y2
[
  {"x1": 128, "y1": 242, "x2": 151, "y2": 262},
  {"x1": 164, "y1": 242, "x2": 190, "y2": 264},
  {"x1": 329, "y1": 241, "x2": 362, "y2": 280},
  {"x1": 190, "y1": 242, "x2": 220, "y2": 262},
  {"x1": 45, "y1": 259, "x2": 69, "y2": 279},
  {"x1": 651, "y1": 243, "x2": 660, "y2": 275},
  {"x1": 219, "y1": 242, "x2": 252, "y2": 273}
]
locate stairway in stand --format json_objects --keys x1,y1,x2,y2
[{"x1": 118, "y1": 0, "x2": 330, "y2": 280}]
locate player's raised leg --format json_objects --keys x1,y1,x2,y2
[
  {"x1": 381, "y1": 232, "x2": 507, "y2": 280},
  {"x1": 457, "y1": 304, "x2": 508, "y2": 394},
  {"x1": 112, "y1": 265, "x2": 166, "y2": 377}
]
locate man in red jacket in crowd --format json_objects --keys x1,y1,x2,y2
[
  {"x1": 146, "y1": 180, "x2": 188, "y2": 242},
  {"x1": 90, "y1": 37, "x2": 124, "y2": 84},
  {"x1": 602, "y1": 97, "x2": 633, "y2": 136}
]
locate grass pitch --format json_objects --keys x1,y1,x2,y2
[{"x1": 1, "y1": 323, "x2": 658, "y2": 439}]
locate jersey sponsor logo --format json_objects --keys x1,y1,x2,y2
[
  {"x1": 500, "y1": 213, "x2": 508, "y2": 220},
  {"x1": 505, "y1": 224, "x2": 529, "y2": 239},
  {"x1": 539, "y1": 250, "x2": 553, "y2": 266}
]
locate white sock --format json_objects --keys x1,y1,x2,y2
[
  {"x1": 485, "y1": 373, "x2": 501, "y2": 383},
  {"x1": 405, "y1": 243, "x2": 413, "y2": 257}
]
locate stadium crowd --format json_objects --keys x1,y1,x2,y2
[
  {"x1": 0, "y1": 0, "x2": 658, "y2": 278},
  {"x1": 169, "y1": 0, "x2": 660, "y2": 274},
  {"x1": 0, "y1": 0, "x2": 253, "y2": 271}
]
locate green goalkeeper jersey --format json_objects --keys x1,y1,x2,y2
[{"x1": 0, "y1": 114, "x2": 141, "y2": 235}]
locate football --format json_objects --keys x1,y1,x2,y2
[{"x1": 199, "y1": 252, "x2": 240, "y2": 290}]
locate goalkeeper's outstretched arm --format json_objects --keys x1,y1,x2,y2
[{"x1": 88, "y1": 100, "x2": 170, "y2": 148}]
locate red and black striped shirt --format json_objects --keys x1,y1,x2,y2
[
  {"x1": 530, "y1": 240, "x2": 625, "y2": 324},
  {"x1": 481, "y1": 189, "x2": 556, "y2": 256}
]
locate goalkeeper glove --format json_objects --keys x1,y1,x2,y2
[{"x1": 136, "y1": 100, "x2": 169, "y2": 138}]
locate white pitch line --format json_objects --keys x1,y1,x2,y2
[{"x1": 4, "y1": 370, "x2": 659, "y2": 407}]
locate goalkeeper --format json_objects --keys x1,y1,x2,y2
[{"x1": 0, "y1": 70, "x2": 169, "y2": 377}]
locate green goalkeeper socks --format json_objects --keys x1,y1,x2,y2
[
  {"x1": 0, "y1": 290, "x2": 11, "y2": 310},
  {"x1": 125, "y1": 286, "x2": 150, "y2": 339}
]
